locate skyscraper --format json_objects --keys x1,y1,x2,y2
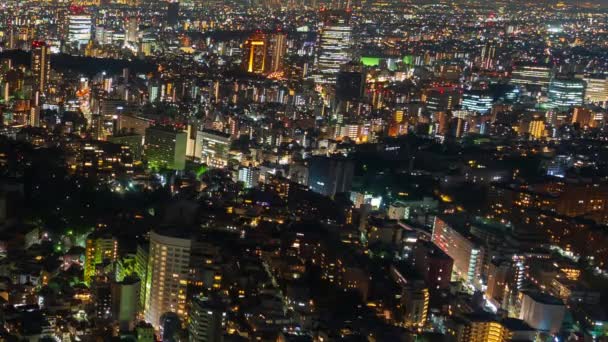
[
  {"x1": 126, "y1": 17, "x2": 139, "y2": 44},
  {"x1": 314, "y1": 12, "x2": 353, "y2": 84},
  {"x1": 510, "y1": 63, "x2": 553, "y2": 92},
  {"x1": 167, "y1": 1, "x2": 179, "y2": 27},
  {"x1": 143, "y1": 230, "x2": 192, "y2": 329},
  {"x1": 242, "y1": 33, "x2": 287, "y2": 74},
  {"x1": 31, "y1": 41, "x2": 51, "y2": 94},
  {"x1": 547, "y1": 77, "x2": 585, "y2": 110},
  {"x1": 144, "y1": 126, "x2": 187, "y2": 171},
  {"x1": 68, "y1": 12, "x2": 92, "y2": 46},
  {"x1": 111, "y1": 276, "x2": 140, "y2": 331},
  {"x1": 188, "y1": 296, "x2": 227, "y2": 342}
]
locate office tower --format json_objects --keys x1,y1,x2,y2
[
  {"x1": 195, "y1": 129, "x2": 231, "y2": 168},
  {"x1": 167, "y1": 1, "x2": 179, "y2": 27},
  {"x1": 68, "y1": 12, "x2": 92, "y2": 45},
  {"x1": 30, "y1": 41, "x2": 51, "y2": 94},
  {"x1": 307, "y1": 156, "x2": 354, "y2": 197},
  {"x1": 242, "y1": 33, "x2": 287, "y2": 74},
  {"x1": 188, "y1": 296, "x2": 227, "y2": 342},
  {"x1": 411, "y1": 240, "x2": 453, "y2": 291},
  {"x1": 238, "y1": 166, "x2": 260, "y2": 189},
  {"x1": 268, "y1": 33, "x2": 287, "y2": 73},
  {"x1": 400, "y1": 281, "x2": 429, "y2": 330},
  {"x1": 572, "y1": 107, "x2": 593, "y2": 127},
  {"x1": 583, "y1": 74, "x2": 607, "y2": 104},
  {"x1": 547, "y1": 78, "x2": 585, "y2": 110},
  {"x1": 84, "y1": 232, "x2": 118, "y2": 285},
  {"x1": 144, "y1": 126, "x2": 187, "y2": 171},
  {"x1": 519, "y1": 292, "x2": 566, "y2": 334},
  {"x1": 461, "y1": 90, "x2": 493, "y2": 114},
  {"x1": 143, "y1": 230, "x2": 192, "y2": 329},
  {"x1": 111, "y1": 276, "x2": 140, "y2": 331},
  {"x1": 510, "y1": 63, "x2": 553, "y2": 92},
  {"x1": 314, "y1": 14, "x2": 353, "y2": 84},
  {"x1": 108, "y1": 134, "x2": 144, "y2": 161},
  {"x1": 480, "y1": 42, "x2": 498, "y2": 69},
  {"x1": 242, "y1": 33, "x2": 267, "y2": 74},
  {"x1": 424, "y1": 87, "x2": 460, "y2": 112},
  {"x1": 431, "y1": 215, "x2": 485, "y2": 288},
  {"x1": 126, "y1": 17, "x2": 138, "y2": 44}
]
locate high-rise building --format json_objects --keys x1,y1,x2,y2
[
  {"x1": 307, "y1": 156, "x2": 354, "y2": 197},
  {"x1": 519, "y1": 291, "x2": 565, "y2": 334},
  {"x1": 511, "y1": 63, "x2": 553, "y2": 92},
  {"x1": 126, "y1": 17, "x2": 138, "y2": 44},
  {"x1": 431, "y1": 215, "x2": 485, "y2": 288},
  {"x1": 144, "y1": 126, "x2": 187, "y2": 171},
  {"x1": 242, "y1": 33, "x2": 287, "y2": 74},
  {"x1": 411, "y1": 240, "x2": 454, "y2": 291},
  {"x1": 143, "y1": 230, "x2": 192, "y2": 329},
  {"x1": 84, "y1": 232, "x2": 118, "y2": 285},
  {"x1": 68, "y1": 13, "x2": 92, "y2": 46},
  {"x1": 400, "y1": 281, "x2": 429, "y2": 331},
  {"x1": 111, "y1": 276, "x2": 140, "y2": 331},
  {"x1": 188, "y1": 296, "x2": 227, "y2": 342},
  {"x1": 31, "y1": 41, "x2": 51, "y2": 94},
  {"x1": 195, "y1": 129, "x2": 231, "y2": 168},
  {"x1": 314, "y1": 13, "x2": 353, "y2": 84},
  {"x1": 238, "y1": 166, "x2": 260, "y2": 189},
  {"x1": 461, "y1": 90, "x2": 493, "y2": 114},
  {"x1": 547, "y1": 78, "x2": 585, "y2": 110},
  {"x1": 167, "y1": 1, "x2": 180, "y2": 27},
  {"x1": 425, "y1": 87, "x2": 460, "y2": 112},
  {"x1": 572, "y1": 107, "x2": 593, "y2": 127},
  {"x1": 583, "y1": 75, "x2": 607, "y2": 104}
]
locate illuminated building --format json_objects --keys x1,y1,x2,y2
[
  {"x1": 126, "y1": 17, "x2": 138, "y2": 44},
  {"x1": 143, "y1": 230, "x2": 192, "y2": 329},
  {"x1": 196, "y1": 129, "x2": 231, "y2": 168},
  {"x1": 461, "y1": 90, "x2": 493, "y2": 114},
  {"x1": 242, "y1": 33, "x2": 287, "y2": 74},
  {"x1": 188, "y1": 296, "x2": 226, "y2": 342},
  {"x1": 547, "y1": 78, "x2": 585, "y2": 109},
  {"x1": 457, "y1": 314, "x2": 536, "y2": 342},
  {"x1": 108, "y1": 134, "x2": 144, "y2": 161},
  {"x1": 461, "y1": 317, "x2": 507, "y2": 342},
  {"x1": 135, "y1": 243, "x2": 149, "y2": 310},
  {"x1": 84, "y1": 233, "x2": 118, "y2": 285},
  {"x1": 111, "y1": 276, "x2": 140, "y2": 331},
  {"x1": 528, "y1": 118, "x2": 546, "y2": 139},
  {"x1": 431, "y1": 215, "x2": 485, "y2": 288},
  {"x1": 30, "y1": 41, "x2": 50, "y2": 94},
  {"x1": 238, "y1": 166, "x2": 260, "y2": 188},
  {"x1": 511, "y1": 64, "x2": 553, "y2": 92},
  {"x1": 519, "y1": 291, "x2": 565, "y2": 334},
  {"x1": 425, "y1": 87, "x2": 460, "y2": 112},
  {"x1": 144, "y1": 126, "x2": 187, "y2": 171},
  {"x1": 68, "y1": 13, "x2": 92, "y2": 46},
  {"x1": 243, "y1": 33, "x2": 268, "y2": 74},
  {"x1": 400, "y1": 281, "x2": 429, "y2": 330},
  {"x1": 572, "y1": 107, "x2": 593, "y2": 127},
  {"x1": 314, "y1": 14, "x2": 353, "y2": 84},
  {"x1": 583, "y1": 75, "x2": 607, "y2": 104},
  {"x1": 411, "y1": 240, "x2": 453, "y2": 290}
]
